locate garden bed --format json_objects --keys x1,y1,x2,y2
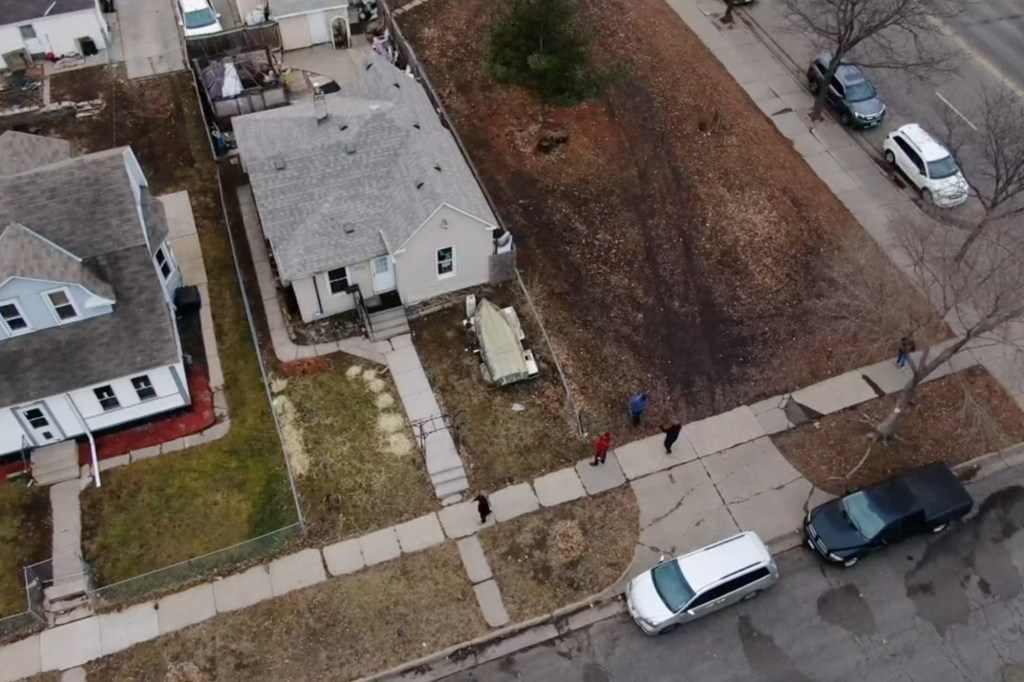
[{"x1": 0, "y1": 484, "x2": 50, "y2": 617}]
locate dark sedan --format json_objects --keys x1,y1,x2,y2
[
  {"x1": 806, "y1": 53, "x2": 887, "y2": 129},
  {"x1": 805, "y1": 463, "x2": 973, "y2": 567}
]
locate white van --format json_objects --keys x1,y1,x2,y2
[
  {"x1": 177, "y1": 0, "x2": 223, "y2": 37},
  {"x1": 624, "y1": 531, "x2": 778, "y2": 635}
]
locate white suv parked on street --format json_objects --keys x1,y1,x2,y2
[{"x1": 882, "y1": 123, "x2": 969, "y2": 208}]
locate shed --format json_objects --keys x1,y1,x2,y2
[{"x1": 270, "y1": 0, "x2": 349, "y2": 50}]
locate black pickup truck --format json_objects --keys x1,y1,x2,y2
[{"x1": 805, "y1": 463, "x2": 973, "y2": 567}]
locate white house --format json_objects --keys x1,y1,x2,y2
[
  {"x1": 0, "y1": 0, "x2": 109, "y2": 60},
  {"x1": 268, "y1": 0, "x2": 348, "y2": 50},
  {"x1": 0, "y1": 131, "x2": 189, "y2": 458},
  {"x1": 232, "y1": 54, "x2": 512, "y2": 328}
]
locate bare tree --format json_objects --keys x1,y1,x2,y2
[
  {"x1": 780, "y1": 0, "x2": 964, "y2": 120},
  {"x1": 936, "y1": 86, "x2": 1024, "y2": 263},
  {"x1": 820, "y1": 210, "x2": 1024, "y2": 446}
]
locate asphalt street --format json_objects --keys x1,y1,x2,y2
[
  {"x1": 948, "y1": 1, "x2": 1024, "y2": 94},
  {"x1": 445, "y1": 465, "x2": 1024, "y2": 682}
]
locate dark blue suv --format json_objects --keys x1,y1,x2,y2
[{"x1": 806, "y1": 53, "x2": 887, "y2": 129}]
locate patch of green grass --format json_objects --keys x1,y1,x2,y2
[
  {"x1": 280, "y1": 360, "x2": 437, "y2": 543},
  {"x1": 0, "y1": 483, "x2": 51, "y2": 616},
  {"x1": 80, "y1": 72, "x2": 295, "y2": 585}
]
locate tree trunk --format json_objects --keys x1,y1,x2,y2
[
  {"x1": 810, "y1": 50, "x2": 845, "y2": 121},
  {"x1": 871, "y1": 388, "x2": 914, "y2": 442}
]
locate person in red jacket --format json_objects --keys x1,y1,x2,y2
[{"x1": 591, "y1": 432, "x2": 612, "y2": 466}]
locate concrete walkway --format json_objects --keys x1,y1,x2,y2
[
  {"x1": 0, "y1": 350, "x2": 973, "y2": 679},
  {"x1": 237, "y1": 185, "x2": 470, "y2": 500}
]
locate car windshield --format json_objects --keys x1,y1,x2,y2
[
  {"x1": 845, "y1": 80, "x2": 876, "y2": 102},
  {"x1": 184, "y1": 7, "x2": 217, "y2": 28},
  {"x1": 927, "y1": 155, "x2": 960, "y2": 180},
  {"x1": 841, "y1": 491, "x2": 887, "y2": 540},
  {"x1": 651, "y1": 561, "x2": 695, "y2": 612}
]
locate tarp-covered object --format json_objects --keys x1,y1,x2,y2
[{"x1": 475, "y1": 298, "x2": 529, "y2": 386}]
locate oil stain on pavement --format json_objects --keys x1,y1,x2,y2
[
  {"x1": 737, "y1": 615, "x2": 814, "y2": 682},
  {"x1": 905, "y1": 486, "x2": 1024, "y2": 636},
  {"x1": 816, "y1": 583, "x2": 876, "y2": 637}
]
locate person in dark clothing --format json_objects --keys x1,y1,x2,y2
[
  {"x1": 475, "y1": 494, "x2": 491, "y2": 524},
  {"x1": 628, "y1": 393, "x2": 649, "y2": 427},
  {"x1": 591, "y1": 432, "x2": 612, "y2": 466},
  {"x1": 896, "y1": 335, "x2": 916, "y2": 368},
  {"x1": 661, "y1": 423, "x2": 682, "y2": 454}
]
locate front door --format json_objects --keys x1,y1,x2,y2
[
  {"x1": 19, "y1": 25, "x2": 45, "y2": 58},
  {"x1": 371, "y1": 256, "x2": 395, "y2": 293},
  {"x1": 18, "y1": 404, "x2": 62, "y2": 446}
]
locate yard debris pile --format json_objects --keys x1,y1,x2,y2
[{"x1": 398, "y1": 0, "x2": 929, "y2": 432}]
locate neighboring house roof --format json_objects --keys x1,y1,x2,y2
[
  {"x1": 232, "y1": 54, "x2": 497, "y2": 282},
  {"x1": 0, "y1": 131, "x2": 72, "y2": 176},
  {"x1": 269, "y1": 0, "x2": 347, "y2": 18},
  {"x1": 0, "y1": 0, "x2": 95, "y2": 25},
  {"x1": 0, "y1": 223, "x2": 116, "y2": 300},
  {"x1": 0, "y1": 133, "x2": 180, "y2": 408}
]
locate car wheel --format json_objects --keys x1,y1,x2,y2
[
  {"x1": 931, "y1": 523, "x2": 948, "y2": 533},
  {"x1": 741, "y1": 590, "x2": 761, "y2": 602},
  {"x1": 922, "y1": 188, "x2": 934, "y2": 204},
  {"x1": 843, "y1": 556, "x2": 859, "y2": 568},
  {"x1": 840, "y1": 111, "x2": 852, "y2": 127},
  {"x1": 658, "y1": 624, "x2": 680, "y2": 635},
  {"x1": 884, "y1": 150, "x2": 896, "y2": 165},
  {"x1": 809, "y1": 79, "x2": 820, "y2": 95}
]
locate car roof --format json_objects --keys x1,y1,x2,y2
[
  {"x1": 179, "y1": 0, "x2": 213, "y2": 11},
  {"x1": 894, "y1": 124, "x2": 951, "y2": 161},
  {"x1": 814, "y1": 53, "x2": 868, "y2": 85},
  {"x1": 675, "y1": 531, "x2": 770, "y2": 592}
]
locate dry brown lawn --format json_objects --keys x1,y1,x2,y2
[
  {"x1": 478, "y1": 488, "x2": 638, "y2": 621},
  {"x1": 774, "y1": 367, "x2": 1024, "y2": 494},
  {"x1": 86, "y1": 544, "x2": 487, "y2": 682}
]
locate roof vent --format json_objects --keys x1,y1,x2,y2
[
  {"x1": 365, "y1": 62, "x2": 373, "y2": 71},
  {"x1": 415, "y1": 181, "x2": 424, "y2": 190},
  {"x1": 393, "y1": 82, "x2": 401, "y2": 89},
  {"x1": 343, "y1": 223, "x2": 356, "y2": 234},
  {"x1": 272, "y1": 156, "x2": 286, "y2": 170},
  {"x1": 339, "y1": 124, "x2": 348, "y2": 132},
  {"x1": 413, "y1": 123, "x2": 421, "y2": 130},
  {"x1": 433, "y1": 164, "x2": 442, "y2": 172},
  {"x1": 344, "y1": 142, "x2": 357, "y2": 155}
]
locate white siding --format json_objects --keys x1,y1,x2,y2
[
  {"x1": 292, "y1": 260, "x2": 374, "y2": 322},
  {"x1": 0, "y1": 8, "x2": 107, "y2": 57},
  {"x1": 277, "y1": 15, "x2": 312, "y2": 50},
  {"x1": 0, "y1": 363, "x2": 190, "y2": 456},
  {"x1": 394, "y1": 204, "x2": 495, "y2": 305}
]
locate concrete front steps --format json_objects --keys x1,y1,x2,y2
[
  {"x1": 424, "y1": 430, "x2": 469, "y2": 502},
  {"x1": 30, "y1": 442, "x2": 79, "y2": 485},
  {"x1": 44, "y1": 575, "x2": 93, "y2": 626},
  {"x1": 369, "y1": 307, "x2": 411, "y2": 341}
]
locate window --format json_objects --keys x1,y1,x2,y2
[
  {"x1": 93, "y1": 385, "x2": 120, "y2": 411},
  {"x1": 689, "y1": 571, "x2": 761, "y2": 609},
  {"x1": 131, "y1": 375, "x2": 157, "y2": 401},
  {"x1": 327, "y1": 267, "x2": 349, "y2": 295},
  {"x1": 23, "y1": 408, "x2": 48, "y2": 429},
  {"x1": 19, "y1": 25, "x2": 36, "y2": 40},
  {"x1": 155, "y1": 246, "x2": 173, "y2": 280},
  {"x1": 829, "y1": 77, "x2": 844, "y2": 98},
  {"x1": 0, "y1": 300, "x2": 30, "y2": 334},
  {"x1": 436, "y1": 246, "x2": 455, "y2": 279},
  {"x1": 44, "y1": 288, "x2": 79, "y2": 323}
]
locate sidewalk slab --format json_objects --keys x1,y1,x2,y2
[
  {"x1": 861, "y1": 359, "x2": 912, "y2": 395},
  {"x1": 385, "y1": 346, "x2": 425, "y2": 377},
  {"x1": 359, "y1": 527, "x2": 402, "y2": 566},
  {"x1": 439, "y1": 499, "x2": 495, "y2": 539},
  {"x1": 98, "y1": 602, "x2": 160, "y2": 656},
  {"x1": 491, "y1": 483, "x2": 540, "y2": 522},
  {"x1": 749, "y1": 396, "x2": 792, "y2": 435},
  {"x1": 533, "y1": 467, "x2": 586, "y2": 507},
  {"x1": 0, "y1": 634, "x2": 40, "y2": 682},
  {"x1": 616, "y1": 433, "x2": 697, "y2": 480},
  {"x1": 213, "y1": 564, "x2": 273, "y2": 613},
  {"x1": 575, "y1": 453, "x2": 626, "y2": 495},
  {"x1": 473, "y1": 579, "x2": 510, "y2": 628},
  {"x1": 40, "y1": 617, "x2": 102, "y2": 672},
  {"x1": 457, "y1": 535, "x2": 492, "y2": 584},
  {"x1": 728, "y1": 478, "x2": 829, "y2": 545},
  {"x1": 322, "y1": 538, "x2": 364, "y2": 576},
  {"x1": 683, "y1": 406, "x2": 765, "y2": 457},
  {"x1": 702, "y1": 437, "x2": 804, "y2": 505},
  {"x1": 811, "y1": 124, "x2": 858, "y2": 152},
  {"x1": 791, "y1": 370, "x2": 877, "y2": 416},
  {"x1": 395, "y1": 513, "x2": 446, "y2": 554},
  {"x1": 269, "y1": 548, "x2": 327, "y2": 597},
  {"x1": 157, "y1": 582, "x2": 217, "y2": 635}
]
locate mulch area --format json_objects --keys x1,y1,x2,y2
[
  {"x1": 774, "y1": 367, "x2": 1024, "y2": 494},
  {"x1": 75, "y1": 365, "x2": 215, "y2": 463},
  {"x1": 478, "y1": 487, "x2": 638, "y2": 621},
  {"x1": 398, "y1": 0, "x2": 939, "y2": 438}
]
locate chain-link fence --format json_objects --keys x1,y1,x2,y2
[
  {"x1": 0, "y1": 560, "x2": 49, "y2": 641},
  {"x1": 91, "y1": 523, "x2": 303, "y2": 608}
]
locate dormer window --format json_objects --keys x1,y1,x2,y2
[
  {"x1": 44, "y1": 288, "x2": 80, "y2": 323},
  {"x1": 0, "y1": 300, "x2": 30, "y2": 335}
]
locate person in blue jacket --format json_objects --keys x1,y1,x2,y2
[{"x1": 628, "y1": 393, "x2": 649, "y2": 427}]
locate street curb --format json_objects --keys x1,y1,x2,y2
[{"x1": 954, "y1": 442, "x2": 1024, "y2": 483}]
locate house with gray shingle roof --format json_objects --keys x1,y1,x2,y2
[
  {"x1": 232, "y1": 54, "x2": 510, "y2": 326},
  {"x1": 0, "y1": 131, "x2": 190, "y2": 459}
]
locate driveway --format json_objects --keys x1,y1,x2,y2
[
  {"x1": 440, "y1": 465, "x2": 1024, "y2": 682},
  {"x1": 116, "y1": 0, "x2": 186, "y2": 78}
]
